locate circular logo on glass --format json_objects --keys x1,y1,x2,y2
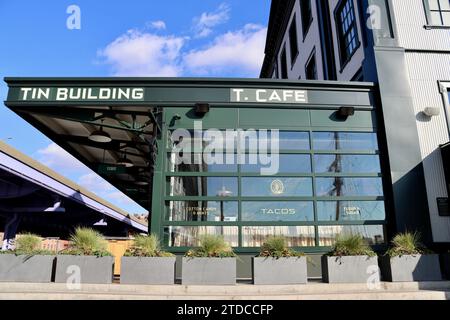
[{"x1": 270, "y1": 179, "x2": 285, "y2": 195}]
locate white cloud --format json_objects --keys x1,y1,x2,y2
[
  {"x1": 97, "y1": 29, "x2": 186, "y2": 76},
  {"x1": 148, "y1": 20, "x2": 166, "y2": 30},
  {"x1": 36, "y1": 143, "x2": 86, "y2": 173},
  {"x1": 184, "y1": 24, "x2": 267, "y2": 77},
  {"x1": 77, "y1": 172, "x2": 115, "y2": 193},
  {"x1": 98, "y1": 22, "x2": 267, "y2": 78},
  {"x1": 193, "y1": 3, "x2": 230, "y2": 38}
]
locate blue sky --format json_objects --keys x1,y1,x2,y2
[{"x1": 0, "y1": 0, "x2": 270, "y2": 214}]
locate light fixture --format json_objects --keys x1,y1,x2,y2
[
  {"x1": 194, "y1": 103, "x2": 210, "y2": 116},
  {"x1": 135, "y1": 180, "x2": 149, "y2": 186},
  {"x1": 89, "y1": 127, "x2": 112, "y2": 143},
  {"x1": 423, "y1": 107, "x2": 440, "y2": 117},
  {"x1": 117, "y1": 155, "x2": 134, "y2": 168},
  {"x1": 94, "y1": 218, "x2": 108, "y2": 227}
]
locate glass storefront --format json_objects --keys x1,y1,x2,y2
[{"x1": 161, "y1": 109, "x2": 386, "y2": 250}]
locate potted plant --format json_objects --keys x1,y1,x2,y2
[
  {"x1": 379, "y1": 232, "x2": 442, "y2": 282},
  {"x1": 252, "y1": 236, "x2": 308, "y2": 285},
  {"x1": 322, "y1": 234, "x2": 379, "y2": 283},
  {"x1": 120, "y1": 234, "x2": 176, "y2": 285},
  {"x1": 0, "y1": 233, "x2": 55, "y2": 283},
  {"x1": 182, "y1": 235, "x2": 236, "y2": 285},
  {"x1": 55, "y1": 227, "x2": 114, "y2": 284}
]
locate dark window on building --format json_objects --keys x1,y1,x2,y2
[
  {"x1": 280, "y1": 46, "x2": 288, "y2": 79},
  {"x1": 300, "y1": 0, "x2": 313, "y2": 38},
  {"x1": 289, "y1": 15, "x2": 299, "y2": 64},
  {"x1": 335, "y1": 0, "x2": 360, "y2": 68},
  {"x1": 272, "y1": 62, "x2": 279, "y2": 79},
  {"x1": 305, "y1": 50, "x2": 317, "y2": 80},
  {"x1": 425, "y1": 0, "x2": 450, "y2": 26}
]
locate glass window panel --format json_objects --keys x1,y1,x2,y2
[
  {"x1": 164, "y1": 226, "x2": 238, "y2": 247},
  {"x1": 168, "y1": 153, "x2": 238, "y2": 172},
  {"x1": 317, "y1": 201, "x2": 386, "y2": 221},
  {"x1": 244, "y1": 131, "x2": 310, "y2": 151},
  {"x1": 168, "y1": 177, "x2": 238, "y2": 197},
  {"x1": 166, "y1": 201, "x2": 238, "y2": 222},
  {"x1": 242, "y1": 201, "x2": 314, "y2": 222},
  {"x1": 241, "y1": 154, "x2": 311, "y2": 173},
  {"x1": 429, "y1": 0, "x2": 440, "y2": 10},
  {"x1": 431, "y1": 11, "x2": 443, "y2": 24},
  {"x1": 313, "y1": 132, "x2": 378, "y2": 151},
  {"x1": 315, "y1": 178, "x2": 384, "y2": 197},
  {"x1": 241, "y1": 177, "x2": 313, "y2": 197},
  {"x1": 314, "y1": 155, "x2": 381, "y2": 173},
  {"x1": 168, "y1": 130, "x2": 238, "y2": 151},
  {"x1": 443, "y1": 12, "x2": 450, "y2": 24},
  {"x1": 318, "y1": 225, "x2": 385, "y2": 246},
  {"x1": 440, "y1": 0, "x2": 450, "y2": 10},
  {"x1": 242, "y1": 226, "x2": 315, "y2": 247},
  {"x1": 278, "y1": 132, "x2": 310, "y2": 150}
]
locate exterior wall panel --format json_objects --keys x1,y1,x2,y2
[
  {"x1": 392, "y1": 0, "x2": 450, "y2": 51},
  {"x1": 404, "y1": 52, "x2": 450, "y2": 242}
]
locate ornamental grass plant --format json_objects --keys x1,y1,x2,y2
[
  {"x1": 258, "y1": 236, "x2": 305, "y2": 258},
  {"x1": 59, "y1": 227, "x2": 111, "y2": 257},
  {"x1": 328, "y1": 234, "x2": 376, "y2": 257},
  {"x1": 185, "y1": 235, "x2": 236, "y2": 258},
  {"x1": 124, "y1": 234, "x2": 174, "y2": 257}
]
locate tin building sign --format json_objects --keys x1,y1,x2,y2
[
  {"x1": 18, "y1": 87, "x2": 145, "y2": 102},
  {"x1": 231, "y1": 88, "x2": 308, "y2": 104}
]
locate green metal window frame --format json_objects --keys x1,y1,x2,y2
[{"x1": 155, "y1": 113, "x2": 387, "y2": 252}]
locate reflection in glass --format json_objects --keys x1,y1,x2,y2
[
  {"x1": 164, "y1": 226, "x2": 238, "y2": 247},
  {"x1": 279, "y1": 132, "x2": 310, "y2": 150},
  {"x1": 169, "y1": 177, "x2": 238, "y2": 197},
  {"x1": 318, "y1": 225, "x2": 385, "y2": 246},
  {"x1": 317, "y1": 201, "x2": 385, "y2": 221},
  {"x1": 168, "y1": 130, "x2": 238, "y2": 151},
  {"x1": 315, "y1": 178, "x2": 383, "y2": 197},
  {"x1": 313, "y1": 132, "x2": 378, "y2": 151},
  {"x1": 242, "y1": 202, "x2": 314, "y2": 222},
  {"x1": 244, "y1": 131, "x2": 310, "y2": 151},
  {"x1": 168, "y1": 153, "x2": 238, "y2": 173},
  {"x1": 242, "y1": 226, "x2": 315, "y2": 247},
  {"x1": 241, "y1": 154, "x2": 311, "y2": 173},
  {"x1": 314, "y1": 155, "x2": 381, "y2": 173},
  {"x1": 241, "y1": 177, "x2": 313, "y2": 197},
  {"x1": 167, "y1": 201, "x2": 238, "y2": 221}
]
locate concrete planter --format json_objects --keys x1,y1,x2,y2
[
  {"x1": 55, "y1": 255, "x2": 114, "y2": 284},
  {"x1": 322, "y1": 255, "x2": 379, "y2": 284},
  {"x1": 252, "y1": 257, "x2": 308, "y2": 285},
  {"x1": 0, "y1": 254, "x2": 55, "y2": 283},
  {"x1": 441, "y1": 253, "x2": 450, "y2": 280},
  {"x1": 120, "y1": 256, "x2": 176, "y2": 285},
  {"x1": 379, "y1": 254, "x2": 442, "y2": 282},
  {"x1": 181, "y1": 257, "x2": 236, "y2": 285}
]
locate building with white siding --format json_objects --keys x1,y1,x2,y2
[{"x1": 261, "y1": 0, "x2": 450, "y2": 245}]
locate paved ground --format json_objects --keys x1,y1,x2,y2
[{"x1": 0, "y1": 281, "x2": 449, "y2": 300}]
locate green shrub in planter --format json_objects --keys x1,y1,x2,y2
[
  {"x1": 253, "y1": 236, "x2": 308, "y2": 285},
  {"x1": 55, "y1": 228, "x2": 114, "y2": 284},
  {"x1": 322, "y1": 234, "x2": 379, "y2": 283},
  {"x1": 121, "y1": 234, "x2": 175, "y2": 284},
  {"x1": 0, "y1": 234, "x2": 55, "y2": 283},
  {"x1": 182, "y1": 235, "x2": 236, "y2": 285},
  {"x1": 380, "y1": 232, "x2": 442, "y2": 282}
]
